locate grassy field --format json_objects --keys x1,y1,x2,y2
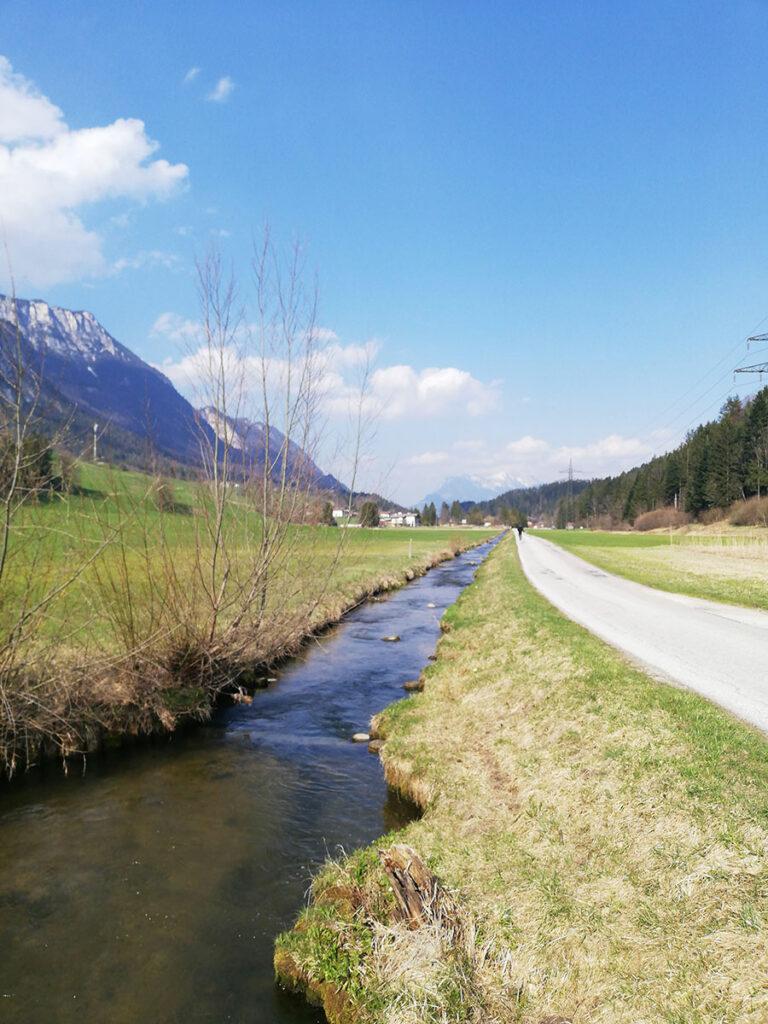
[
  {"x1": 543, "y1": 528, "x2": 768, "y2": 610},
  {"x1": 1, "y1": 462, "x2": 496, "y2": 770},
  {"x1": 9, "y1": 464, "x2": 494, "y2": 641},
  {"x1": 276, "y1": 533, "x2": 768, "y2": 1024}
]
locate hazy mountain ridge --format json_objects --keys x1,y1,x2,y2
[{"x1": 417, "y1": 473, "x2": 527, "y2": 509}]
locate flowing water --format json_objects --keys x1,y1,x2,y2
[{"x1": 0, "y1": 540, "x2": 496, "y2": 1024}]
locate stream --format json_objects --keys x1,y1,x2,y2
[{"x1": 0, "y1": 539, "x2": 496, "y2": 1024}]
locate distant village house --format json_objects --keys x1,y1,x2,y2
[{"x1": 379, "y1": 510, "x2": 420, "y2": 528}]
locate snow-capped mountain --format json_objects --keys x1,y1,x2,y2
[
  {"x1": 0, "y1": 293, "x2": 203, "y2": 464},
  {"x1": 0, "y1": 294, "x2": 344, "y2": 490},
  {"x1": 199, "y1": 406, "x2": 347, "y2": 493},
  {"x1": 0, "y1": 296, "x2": 139, "y2": 364},
  {"x1": 417, "y1": 473, "x2": 527, "y2": 509}
]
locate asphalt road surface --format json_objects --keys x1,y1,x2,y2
[{"x1": 517, "y1": 532, "x2": 768, "y2": 734}]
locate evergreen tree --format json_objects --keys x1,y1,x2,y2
[
  {"x1": 450, "y1": 500, "x2": 463, "y2": 522},
  {"x1": 707, "y1": 398, "x2": 744, "y2": 508},
  {"x1": 663, "y1": 454, "x2": 682, "y2": 506},
  {"x1": 685, "y1": 427, "x2": 712, "y2": 515},
  {"x1": 360, "y1": 501, "x2": 380, "y2": 527},
  {"x1": 439, "y1": 501, "x2": 450, "y2": 525},
  {"x1": 742, "y1": 390, "x2": 768, "y2": 497}
]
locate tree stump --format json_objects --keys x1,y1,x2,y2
[{"x1": 378, "y1": 843, "x2": 461, "y2": 940}]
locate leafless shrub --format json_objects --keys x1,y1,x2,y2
[
  {"x1": 698, "y1": 506, "x2": 726, "y2": 526},
  {"x1": 85, "y1": 232, "x2": 372, "y2": 713},
  {"x1": 634, "y1": 507, "x2": 691, "y2": 531},
  {"x1": 728, "y1": 496, "x2": 768, "y2": 527}
]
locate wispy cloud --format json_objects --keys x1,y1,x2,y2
[
  {"x1": 183, "y1": 66, "x2": 201, "y2": 85},
  {"x1": 111, "y1": 250, "x2": 182, "y2": 275},
  {"x1": 207, "y1": 76, "x2": 235, "y2": 103}
]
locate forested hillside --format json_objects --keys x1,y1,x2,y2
[
  {"x1": 568, "y1": 388, "x2": 768, "y2": 527},
  {"x1": 474, "y1": 479, "x2": 590, "y2": 521}
]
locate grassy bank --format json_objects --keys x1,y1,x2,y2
[
  {"x1": 276, "y1": 533, "x2": 768, "y2": 1023},
  {"x1": 544, "y1": 528, "x2": 768, "y2": 610},
  {"x1": 2, "y1": 462, "x2": 496, "y2": 772}
]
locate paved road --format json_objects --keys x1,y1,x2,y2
[{"x1": 517, "y1": 533, "x2": 768, "y2": 733}]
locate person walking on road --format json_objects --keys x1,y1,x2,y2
[{"x1": 516, "y1": 523, "x2": 525, "y2": 539}]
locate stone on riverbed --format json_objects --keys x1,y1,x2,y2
[
  {"x1": 382, "y1": 635, "x2": 401, "y2": 642},
  {"x1": 368, "y1": 739, "x2": 384, "y2": 753},
  {"x1": 427, "y1": 602, "x2": 437, "y2": 608},
  {"x1": 352, "y1": 732, "x2": 370, "y2": 743}
]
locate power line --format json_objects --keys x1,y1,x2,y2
[{"x1": 633, "y1": 311, "x2": 768, "y2": 447}]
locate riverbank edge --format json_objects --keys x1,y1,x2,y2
[
  {"x1": 272, "y1": 540, "x2": 506, "y2": 1021},
  {"x1": 274, "y1": 533, "x2": 768, "y2": 1023},
  {"x1": 7, "y1": 533, "x2": 498, "y2": 777}
]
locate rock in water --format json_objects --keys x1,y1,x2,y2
[
  {"x1": 382, "y1": 635, "x2": 401, "y2": 642},
  {"x1": 368, "y1": 739, "x2": 384, "y2": 753},
  {"x1": 352, "y1": 732, "x2": 370, "y2": 743},
  {"x1": 403, "y1": 679, "x2": 423, "y2": 692},
  {"x1": 427, "y1": 602, "x2": 437, "y2": 608}
]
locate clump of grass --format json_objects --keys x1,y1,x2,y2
[{"x1": 277, "y1": 535, "x2": 768, "y2": 1023}]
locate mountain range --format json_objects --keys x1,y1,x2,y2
[
  {"x1": 417, "y1": 473, "x2": 527, "y2": 509},
  {"x1": 0, "y1": 294, "x2": 345, "y2": 492}
]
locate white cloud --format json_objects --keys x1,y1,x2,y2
[
  {"x1": 367, "y1": 364, "x2": 500, "y2": 419},
  {"x1": 207, "y1": 76, "x2": 235, "y2": 103},
  {"x1": 149, "y1": 318, "x2": 496, "y2": 427},
  {"x1": 151, "y1": 311, "x2": 203, "y2": 344},
  {"x1": 474, "y1": 433, "x2": 659, "y2": 487},
  {"x1": 0, "y1": 56, "x2": 188, "y2": 288},
  {"x1": 398, "y1": 429, "x2": 672, "y2": 506},
  {"x1": 183, "y1": 66, "x2": 201, "y2": 85},
  {"x1": 310, "y1": 327, "x2": 339, "y2": 344},
  {"x1": 405, "y1": 451, "x2": 450, "y2": 466},
  {"x1": 0, "y1": 56, "x2": 63, "y2": 142}
]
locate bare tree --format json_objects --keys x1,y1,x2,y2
[{"x1": 0, "y1": 276, "x2": 113, "y2": 774}]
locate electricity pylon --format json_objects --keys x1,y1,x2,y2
[
  {"x1": 559, "y1": 458, "x2": 585, "y2": 525},
  {"x1": 734, "y1": 333, "x2": 768, "y2": 379}
]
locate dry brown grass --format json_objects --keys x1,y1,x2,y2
[{"x1": 277, "y1": 534, "x2": 768, "y2": 1023}]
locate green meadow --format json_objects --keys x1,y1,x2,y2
[{"x1": 544, "y1": 528, "x2": 768, "y2": 610}]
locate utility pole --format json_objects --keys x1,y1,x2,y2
[{"x1": 92, "y1": 422, "x2": 98, "y2": 462}]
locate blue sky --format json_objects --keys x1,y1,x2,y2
[{"x1": 2, "y1": 0, "x2": 768, "y2": 503}]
